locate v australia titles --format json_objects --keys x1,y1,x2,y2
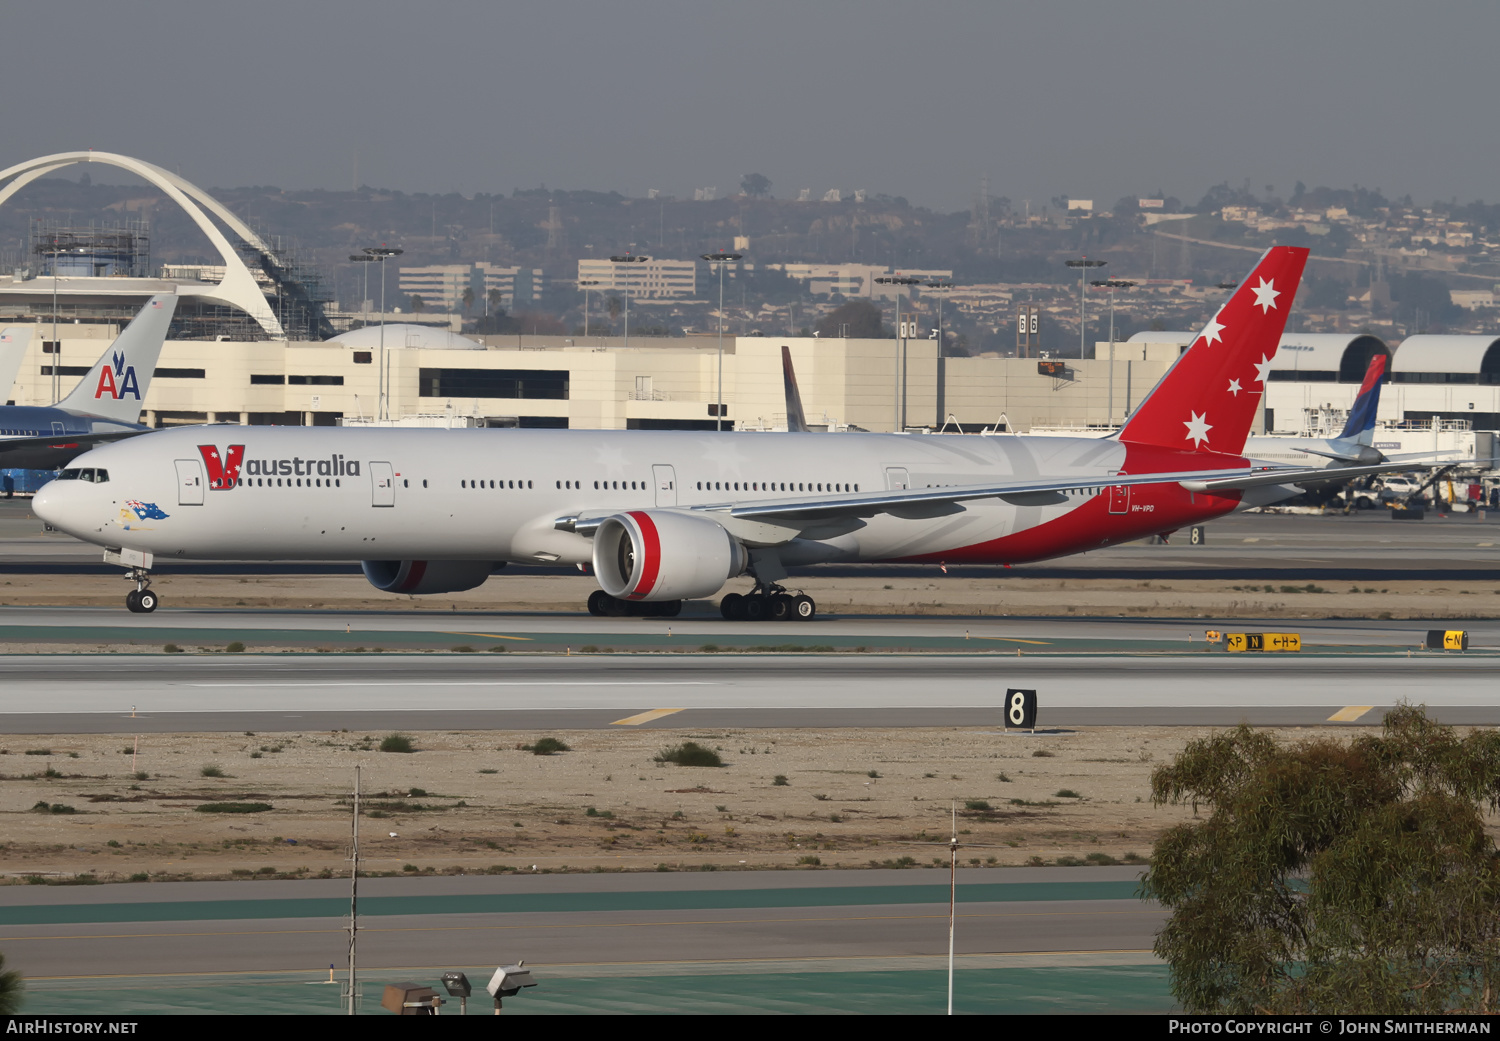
[{"x1": 197, "y1": 443, "x2": 361, "y2": 490}]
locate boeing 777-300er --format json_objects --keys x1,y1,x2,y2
[
  {"x1": 0, "y1": 294, "x2": 177, "y2": 469},
  {"x1": 34, "y1": 247, "x2": 1417, "y2": 617}
]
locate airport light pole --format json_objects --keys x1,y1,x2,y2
[
  {"x1": 577, "y1": 280, "x2": 599, "y2": 337},
  {"x1": 1064, "y1": 258, "x2": 1105, "y2": 359},
  {"x1": 609, "y1": 254, "x2": 648, "y2": 351},
  {"x1": 361, "y1": 246, "x2": 403, "y2": 421},
  {"x1": 701, "y1": 251, "x2": 743, "y2": 430},
  {"x1": 924, "y1": 280, "x2": 952, "y2": 357},
  {"x1": 875, "y1": 275, "x2": 920, "y2": 430},
  {"x1": 1091, "y1": 279, "x2": 1135, "y2": 427}
]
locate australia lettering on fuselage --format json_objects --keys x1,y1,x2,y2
[
  {"x1": 94, "y1": 351, "x2": 142, "y2": 401},
  {"x1": 196, "y1": 443, "x2": 361, "y2": 491}
]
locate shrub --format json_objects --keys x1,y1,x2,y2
[
  {"x1": 24, "y1": 749, "x2": 50, "y2": 756},
  {"x1": 1031, "y1": 749, "x2": 1055, "y2": 758},
  {"x1": 797, "y1": 855, "x2": 822, "y2": 866},
  {"x1": 964, "y1": 800, "x2": 992, "y2": 811},
  {"x1": 997, "y1": 772, "x2": 1012, "y2": 782},
  {"x1": 201, "y1": 764, "x2": 226, "y2": 778},
  {"x1": 450, "y1": 645, "x2": 476, "y2": 653},
  {"x1": 379, "y1": 733, "x2": 415, "y2": 753},
  {"x1": 523, "y1": 737, "x2": 570, "y2": 756},
  {"x1": 195, "y1": 803, "x2": 273, "y2": 814},
  {"x1": 1055, "y1": 789, "x2": 1081, "y2": 798},
  {"x1": 773, "y1": 775, "x2": 789, "y2": 786},
  {"x1": 164, "y1": 644, "x2": 183, "y2": 654},
  {"x1": 655, "y1": 742, "x2": 724, "y2": 768},
  {"x1": 225, "y1": 642, "x2": 245, "y2": 653},
  {"x1": 408, "y1": 787, "x2": 428, "y2": 797},
  {"x1": 867, "y1": 770, "x2": 881, "y2": 778}
]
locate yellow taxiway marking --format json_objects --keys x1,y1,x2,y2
[
  {"x1": 442, "y1": 631, "x2": 533, "y2": 642},
  {"x1": 972, "y1": 636, "x2": 1050, "y2": 645},
  {"x1": 1328, "y1": 706, "x2": 1374, "y2": 722},
  {"x1": 612, "y1": 708, "x2": 686, "y2": 726}
]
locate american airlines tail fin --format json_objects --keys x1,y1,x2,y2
[
  {"x1": 1335, "y1": 353, "x2": 1387, "y2": 443},
  {"x1": 781, "y1": 345, "x2": 808, "y2": 432},
  {"x1": 0, "y1": 327, "x2": 32, "y2": 404},
  {"x1": 56, "y1": 294, "x2": 177, "y2": 423},
  {"x1": 1117, "y1": 246, "x2": 1309, "y2": 456}
]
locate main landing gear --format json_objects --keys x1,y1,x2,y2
[
  {"x1": 720, "y1": 583, "x2": 816, "y2": 622},
  {"x1": 124, "y1": 567, "x2": 159, "y2": 613},
  {"x1": 587, "y1": 590, "x2": 681, "y2": 618}
]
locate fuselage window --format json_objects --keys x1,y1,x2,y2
[{"x1": 336, "y1": 479, "x2": 342, "y2": 488}]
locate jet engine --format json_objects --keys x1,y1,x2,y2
[
  {"x1": 592, "y1": 510, "x2": 747, "y2": 602},
  {"x1": 361, "y1": 559, "x2": 499, "y2": 595}
]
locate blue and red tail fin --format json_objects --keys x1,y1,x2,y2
[
  {"x1": 1117, "y1": 246, "x2": 1309, "y2": 456},
  {"x1": 1336, "y1": 353, "x2": 1387, "y2": 442}
]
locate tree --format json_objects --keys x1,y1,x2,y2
[
  {"x1": 461, "y1": 286, "x2": 475, "y2": 313},
  {"x1": 741, "y1": 172, "x2": 772, "y2": 198},
  {"x1": 409, "y1": 294, "x2": 426, "y2": 313},
  {"x1": 1143, "y1": 705, "x2": 1500, "y2": 1015},
  {"x1": 814, "y1": 299, "x2": 885, "y2": 338},
  {"x1": 0, "y1": 951, "x2": 21, "y2": 1014}
]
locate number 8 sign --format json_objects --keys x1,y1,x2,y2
[{"x1": 1005, "y1": 688, "x2": 1038, "y2": 729}]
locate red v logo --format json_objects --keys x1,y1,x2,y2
[{"x1": 197, "y1": 444, "x2": 244, "y2": 490}]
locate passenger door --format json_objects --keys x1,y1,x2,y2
[
  {"x1": 174, "y1": 459, "x2": 204, "y2": 506},
  {"x1": 653, "y1": 464, "x2": 677, "y2": 507},
  {"x1": 371, "y1": 461, "x2": 395, "y2": 507},
  {"x1": 884, "y1": 467, "x2": 910, "y2": 491},
  {"x1": 1108, "y1": 472, "x2": 1130, "y2": 514}
]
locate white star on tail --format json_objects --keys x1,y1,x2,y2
[
  {"x1": 1199, "y1": 316, "x2": 1225, "y2": 346},
  {"x1": 1184, "y1": 411, "x2": 1212, "y2": 447},
  {"x1": 1251, "y1": 277, "x2": 1280, "y2": 313},
  {"x1": 1227, "y1": 378, "x2": 1242, "y2": 396},
  {"x1": 1254, "y1": 354, "x2": 1273, "y2": 383}
]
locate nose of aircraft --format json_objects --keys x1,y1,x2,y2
[
  {"x1": 32, "y1": 479, "x2": 84, "y2": 536},
  {"x1": 32, "y1": 481, "x2": 63, "y2": 527}
]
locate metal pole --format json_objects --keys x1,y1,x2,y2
[
  {"x1": 1079, "y1": 264, "x2": 1086, "y2": 358},
  {"x1": 378, "y1": 261, "x2": 387, "y2": 421},
  {"x1": 1108, "y1": 288, "x2": 1116, "y2": 425},
  {"x1": 716, "y1": 262, "x2": 726, "y2": 431},
  {"x1": 623, "y1": 267, "x2": 630, "y2": 350},
  {"x1": 948, "y1": 803, "x2": 957, "y2": 1016},
  {"x1": 51, "y1": 249, "x2": 59, "y2": 404},
  {"x1": 348, "y1": 764, "x2": 359, "y2": 1015},
  {"x1": 584, "y1": 285, "x2": 590, "y2": 337},
  {"x1": 895, "y1": 292, "x2": 902, "y2": 431}
]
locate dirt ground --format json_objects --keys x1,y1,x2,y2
[
  {"x1": 0, "y1": 723, "x2": 1402, "y2": 884},
  {"x1": 3, "y1": 571, "x2": 1499, "y2": 620}
]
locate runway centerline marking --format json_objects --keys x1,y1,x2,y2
[
  {"x1": 1328, "y1": 706, "x2": 1374, "y2": 722},
  {"x1": 612, "y1": 708, "x2": 686, "y2": 726},
  {"x1": 441, "y1": 631, "x2": 533, "y2": 642}
]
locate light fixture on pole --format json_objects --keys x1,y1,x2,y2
[
  {"x1": 875, "y1": 275, "x2": 920, "y2": 430},
  {"x1": 700, "y1": 251, "x2": 743, "y2": 430},
  {"x1": 1091, "y1": 279, "x2": 1136, "y2": 427},
  {"x1": 1064, "y1": 258, "x2": 1106, "y2": 359},
  {"x1": 609, "y1": 254, "x2": 648, "y2": 350},
  {"x1": 362, "y1": 246, "x2": 403, "y2": 421},
  {"x1": 577, "y1": 280, "x2": 599, "y2": 337}
]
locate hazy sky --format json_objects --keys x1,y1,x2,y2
[{"x1": 7, "y1": 1, "x2": 1498, "y2": 212}]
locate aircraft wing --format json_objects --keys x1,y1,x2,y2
[
  {"x1": 1178, "y1": 459, "x2": 1449, "y2": 494},
  {"x1": 0, "y1": 428, "x2": 149, "y2": 461}
]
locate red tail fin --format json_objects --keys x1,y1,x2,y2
[{"x1": 1117, "y1": 246, "x2": 1309, "y2": 455}]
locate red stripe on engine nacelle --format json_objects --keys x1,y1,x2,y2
[
  {"x1": 397, "y1": 560, "x2": 428, "y2": 593},
  {"x1": 626, "y1": 511, "x2": 661, "y2": 600}
]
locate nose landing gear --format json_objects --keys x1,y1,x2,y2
[{"x1": 124, "y1": 568, "x2": 159, "y2": 613}]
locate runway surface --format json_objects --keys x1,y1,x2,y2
[
  {"x1": 1, "y1": 649, "x2": 1495, "y2": 731},
  {"x1": 4, "y1": 867, "x2": 1168, "y2": 1014}
]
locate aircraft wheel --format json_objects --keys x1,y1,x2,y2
[
  {"x1": 654, "y1": 600, "x2": 683, "y2": 618},
  {"x1": 125, "y1": 589, "x2": 142, "y2": 613},
  {"x1": 792, "y1": 594, "x2": 816, "y2": 621},
  {"x1": 137, "y1": 590, "x2": 159, "y2": 613},
  {"x1": 743, "y1": 595, "x2": 768, "y2": 622},
  {"x1": 720, "y1": 593, "x2": 746, "y2": 621},
  {"x1": 587, "y1": 590, "x2": 610, "y2": 616},
  {"x1": 768, "y1": 594, "x2": 793, "y2": 622}
]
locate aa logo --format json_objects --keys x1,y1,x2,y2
[
  {"x1": 198, "y1": 444, "x2": 245, "y2": 490},
  {"x1": 94, "y1": 351, "x2": 142, "y2": 401}
]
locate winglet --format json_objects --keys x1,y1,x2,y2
[
  {"x1": 56, "y1": 294, "x2": 178, "y2": 422},
  {"x1": 781, "y1": 345, "x2": 808, "y2": 432},
  {"x1": 1117, "y1": 246, "x2": 1309, "y2": 456}
]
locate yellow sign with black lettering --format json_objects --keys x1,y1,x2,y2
[
  {"x1": 1226, "y1": 632, "x2": 1299, "y2": 653},
  {"x1": 1204, "y1": 630, "x2": 1223, "y2": 643},
  {"x1": 1444, "y1": 630, "x2": 1469, "y2": 651}
]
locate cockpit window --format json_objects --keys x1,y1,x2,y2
[
  {"x1": 56, "y1": 469, "x2": 81, "y2": 481},
  {"x1": 91, "y1": 469, "x2": 108, "y2": 483}
]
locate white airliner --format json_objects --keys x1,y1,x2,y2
[{"x1": 33, "y1": 247, "x2": 1412, "y2": 617}]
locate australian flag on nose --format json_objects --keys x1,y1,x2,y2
[{"x1": 125, "y1": 500, "x2": 169, "y2": 520}]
